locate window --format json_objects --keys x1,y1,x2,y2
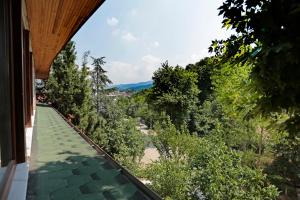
[
  {"x1": 0, "y1": 0, "x2": 14, "y2": 184},
  {"x1": 0, "y1": 0, "x2": 26, "y2": 198}
]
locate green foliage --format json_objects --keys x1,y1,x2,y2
[
  {"x1": 106, "y1": 118, "x2": 144, "y2": 161},
  {"x1": 149, "y1": 61, "x2": 199, "y2": 128},
  {"x1": 77, "y1": 51, "x2": 93, "y2": 130},
  {"x1": 186, "y1": 57, "x2": 218, "y2": 103},
  {"x1": 211, "y1": 1, "x2": 300, "y2": 197},
  {"x1": 212, "y1": 62, "x2": 259, "y2": 119},
  {"x1": 153, "y1": 117, "x2": 199, "y2": 161},
  {"x1": 210, "y1": 62, "x2": 267, "y2": 152},
  {"x1": 213, "y1": 0, "x2": 300, "y2": 113},
  {"x1": 46, "y1": 41, "x2": 92, "y2": 128},
  {"x1": 265, "y1": 123, "x2": 300, "y2": 197},
  {"x1": 90, "y1": 56, "x2": 112, "y2": 112},
  {"x1": 89, "y1": 97, "x2": 145, "y2": 164},
  {"x1": 145, "y1": 117, "x2": 278, "y2": 200},
  {"x1": 46, "y1": 42, "x2": 145, "y2": 172},
  {"x1": 145, "y1": 158, "x2": 193, "y2": 200},
  {"x1": 145, "y1": 118, "x2": 198, "y2": 200},
  {"x1": 192, "y1": 139, "x2": 279, "y2": 200},
  {"x1": 89, "y1": 115, "x2": 108, "y2": 147},
  {"x1": 188, "y1": 99, "x2": 224, "y2": 136}
]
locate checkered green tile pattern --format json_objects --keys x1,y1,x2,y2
[{"x1": 26, "y1": 105, "x2": 151, "y2": 200}]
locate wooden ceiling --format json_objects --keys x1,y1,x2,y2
[{"x1": 26, "y1": 0, "x2": 104, "y2": 79}]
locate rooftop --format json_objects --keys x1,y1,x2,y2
[{"x1": 26, "y1": 105, "x2": 158, "y2": 200}]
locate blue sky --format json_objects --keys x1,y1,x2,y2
[{"x1": 72, "y1": 0, "x2": 230, "y2": 84}]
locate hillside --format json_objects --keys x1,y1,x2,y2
[{"x1": 114, "y1": 81, "x2": 153, "y2": 91}]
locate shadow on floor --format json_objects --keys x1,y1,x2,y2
[{"x1": 26, "y1": 154, "x2": 151, "y2": 200}]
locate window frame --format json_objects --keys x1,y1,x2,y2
[{"x1": 0, "y1": 0, "x2": 27, "y2": 198}]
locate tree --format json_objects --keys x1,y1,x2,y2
[
  {"x1": 46, "y1": 41, "x2": 82, "y2": 124},
  {"x1": 46, "y1": 42, "x2": 94, "y2": 130},
  {"x1": 211, "y1": 1, "x2": 300, "y2": 197},
  {"x1": 145, "y1": 158, "x2": 193, "y2": 200},
  {"x1": 90, "y1": 56, "x2": 112, "y2": 112},
  {"x1": 212, "y1": 62, "x2": 258, "y2": 119},
  {"x1": 146, "y1": 117, "x2": 278, "y2": 200},
  {"x1": 149, "y1": 61, "x2": 200, "y2": 128},
  {"x1": 145, "y1": 118, "x2": 199, "y2": 200},
  {"x1": 186, "y1": 57, "x2": 219, "y2": 103},
  {"x1": 89, "y1": 96, "x2": 145, "y2": 166},
  {"x1": 192, "y1": 139, "x2": 279, "y2": 200},
  {"x1": 211, "y1": 62, "x2": 266, "y2": 152},
  {"x1": 46, "y1": 42, "x2": 145, "y2": 176},
  {"x1": 188, "y1": 99, "x2": 223, "y2": 137},
  {"x1": 211, "y1": 0, "x2": 300, "y2": 114},
  {"x1": 152, "y1": 117, "x2": 199, "y2": 160},
  {"x1": 76, "y1": 51, "x2": 94, "y2": 130}
]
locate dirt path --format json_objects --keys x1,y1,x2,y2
[{"x1": 137, "y1": 123, "x2": 160, "y2": 166}]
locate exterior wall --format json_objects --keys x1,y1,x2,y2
[{"x1": 0, "y1": 0, "x2": 35, "y2": 199}]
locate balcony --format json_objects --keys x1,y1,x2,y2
[
  {"x1": 26, "y1": 105, "x2": 159, "y2": 200},
  {"x1": 0, "y1": 0, "x2": 161, "y2": 199}
]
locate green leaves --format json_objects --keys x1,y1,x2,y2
[
  {"x1": 90, "y1": 56, "x2": 112, "y2": 113},
  {"x1": 145, "y1": 158, "x2": 193, "y2": 200},
  {"x1": 212, "y1": 1, "x2": 300, "y2": 197},
  {"x1": 149, "y1": 62, "x2": 199, "y2": 128},
  {"x1": 46, "y1": 41, "x2": 92, "y2": 128},
  {"x1": 212, "y1": 62, "x2": 258, "y2": 119},
  {"x1": 192, "y1": 139, "x2": 279, "y2": 200},
  {"x1": 146, "y1": 119, "x2": 278, "y2": 200}
]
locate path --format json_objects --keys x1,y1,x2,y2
[{"x1": 137, "y1": 123, "x2": 160, "y2": 166}]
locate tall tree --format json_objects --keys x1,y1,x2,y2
[
  {"x1": 149, "y1": 61, "x2": 199, "y2": 128},
  {"x1": 46, "y1": 42, "x2": 93, "y2": 129},
  {"x1": 46, "y1": 41, "x2": 80, "y2": 120},
  {"x1": 186, "y1": 57, "x2": 218, "y2": 103},
  {"x1": 211, "y1": 0, "x2": 300, "y2": 197},
  {"x1": 76, "y1": 51, "x2": 94, "y2": 130},
  {"x1": 90, "y1": 57, "x2": 112, "y2": 112}
]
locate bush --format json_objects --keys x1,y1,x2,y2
[{"x1": 192, "y1": 139, "x2": 279, "y2": 200}]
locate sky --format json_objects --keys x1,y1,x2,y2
[{"x1": 72, "y1": 0, "x2": 231, "y2": 84}]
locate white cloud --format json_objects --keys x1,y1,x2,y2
[
  {"x1": 122, "y1": 32, "x2": 138, "y2": 42},
  {"x1": 104, "y1": 55, "x2": 162, "y2": 84},
  {"x1": 188, "y1": 49, "x2": 210, "y2": 64},
  {"x1": 141, "y1": 54, "x2": 161, "y2": 65},
  {"x1": 107, "y1": 17, "x2": 119, "y2": 27},
  {"x1": 104, "y1": 61, "x2": 137, "y2": 84},
  {"x1": 139, "y1": 55, "x2": 162, "y2": 81}
]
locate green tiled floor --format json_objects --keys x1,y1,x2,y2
[{"x1": 26, "y1": 105, "x2": 151, "y2": 200}]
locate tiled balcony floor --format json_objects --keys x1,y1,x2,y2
[{"x1": 26, "y1": 105, "x2": 152, "y2": 200}]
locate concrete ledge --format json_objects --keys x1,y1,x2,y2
[
  {"x1": 7, "y1": 163, "x2": 29, "y2": 200},
  {"x1": 8, "y1": 109, "x2": 35, "y2": 200}
]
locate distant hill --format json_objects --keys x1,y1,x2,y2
[{"x1": 113, "y1": 81, "x2": 153, "y2": 92}]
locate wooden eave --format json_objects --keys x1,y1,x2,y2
[{"x1": 26, "y1": 0, "x2": 105, "y2": 79}]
